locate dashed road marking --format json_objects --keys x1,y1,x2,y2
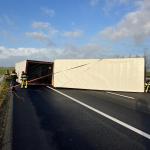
[
  {"x1": 106, "y1": 91, "x2": 135, "y2": 99},
  {"x1": 47, "y1": 86, "x2": 150, "y2": 140}
]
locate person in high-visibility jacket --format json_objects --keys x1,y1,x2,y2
[
  {"x1": 145, "y1": 80, "x2": 150, "y2": 93},
  {"x1": 10, "y1": 69, "x2": 18, "y2": 92},
  {"x1": 21, "y1": 71, "x2": 28, "y2": 88}
]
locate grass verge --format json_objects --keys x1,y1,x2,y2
[
  {"x1": 146, "y1": 72, "x2": 150, "y2": 77},
  {"x1": 0, "y1": 79, "x2": 10, "y2": 149}
]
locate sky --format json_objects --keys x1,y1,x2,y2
[{"x1": 0, "y1": 0, "x2": 150, "y2": 66}]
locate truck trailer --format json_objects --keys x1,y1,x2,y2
[
  {"x1": 15, "y1": 58, "x2": 145, "y2": 92},
  {"x1": 53, "y1": 58, "x2": 145, "y2": 92},
  {"x1": 15, "y1": 60, "x2": 53, "y2": 85}
]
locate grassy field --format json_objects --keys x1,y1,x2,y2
[{"x1": 0, "y1": 67, "x2": 14, "y2": 76}]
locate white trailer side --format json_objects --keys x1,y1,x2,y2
[
  {"x1": 53, "y1": 58, "x2": 145, "y2": 92},
  {"x1": 15, "y1": 60, "x2": 27, "y2": 83}
]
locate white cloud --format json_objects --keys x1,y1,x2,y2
[
  {"x1": 41, "y1": 7, "x2": 55, "y2": 17},
  {"x1": 48, "y1": 26, "x2": 59, "y2": 37},
  {"x1": 81, "y1": 44, "x2": 103, "y2": 52},
  {"x1": 25, "y1": 22, "x2": 59, "y2": 47},
  {"x1": 102, "y1": 0, "x2": 139, "y2": 15},
  {"x1": 31, "y1": 21, "x2": 59, "y2": 37},
  {"x1": 32, "y1": 22, "x2": 50, "y2": 30},
  {"x1": 117, "y1": 0, "x2": 131, "y2": 4},
  {"x1": 25, "y1": 32, "x2": 49, "y2": 41},
  {"x1": 90, "y1": 0, "x2": 99, "y2": 6},
  {"x1": 0, "y1": 43, "x2": 107, "y2": 66},
  {"x1": 0, "y1": 15, "x2": 14, "y2": 26},
  {"x1": 89, "y1": 0, "x2": 131, "y2": 9},
  {"x1": 0, "y1": 46, "x2": 61, "y2": 60},
  {"x1": 59, "y1": 43, "x2": 108, "y2": 59},
  {"x1": 101, "y1": 0, "x2": 150, "y2": 43},
  {"x1": 0, "y1": 46, "x2": 43, "y2": 59},
  {"x1": 63, "y1": 30, "x2": 83, "y2": 38}
]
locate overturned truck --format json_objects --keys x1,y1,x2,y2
[
  {"x1": 15, "y1": 58, "x2": 145, "y2": 92},
  {"x1": 15, "y1": 60, "x2": 53, "y2": 85}
]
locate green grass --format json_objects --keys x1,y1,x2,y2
[
  {"x1": 146, "y1": 72, "x2": 150, "y2": 77},
  {"x1": 0, "y1": 67, "x2": 14, "y2": 76},
  {"x1": 0, "y1": 79, "x2": 10, "y2": 148},
  {"x1": 0, "y1": 80, "x2": 9, "y2": 105}
]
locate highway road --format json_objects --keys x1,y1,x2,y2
[{"x1": 12, "y1": 86, "x2": 150, "y2": 150}]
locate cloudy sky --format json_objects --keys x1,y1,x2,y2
[{"x1": 0, "y1": 0, "x2": 150, "y2": 66}]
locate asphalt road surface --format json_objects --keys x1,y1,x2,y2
[{"x1": 13, "y1": 86, "x2": 150, "y2": 150}]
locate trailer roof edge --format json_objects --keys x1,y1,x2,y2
[{"x1": 26, "y1": 59, "x2": 53, "y2": 64}]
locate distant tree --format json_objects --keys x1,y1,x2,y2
[
  {"x1": 128, "y1": 54, "x2": 132, "y2": 58},
  {"x1": 113, "y1": 55, "x2": 121, "y2": 58},
  {"x1": 135, "y1": 55, "x2": 141, "y2": 58}
]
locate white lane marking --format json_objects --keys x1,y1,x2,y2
[
  {"x1": 106, "y1": 91, "x2": 135, "y2": 99},
  {"x1": 47, "y1": 86, "x2": 150, "y2": 140}
]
